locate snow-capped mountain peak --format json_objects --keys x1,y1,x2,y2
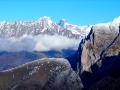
[
  {"x1": 0, "y1": 16, "x2": 89, "y2": 39},
  {"x1": 112, "y1": 16, "x2": 120, "y2": 24},
  {"x1": 1, "y1": 16, "x2": 119, "y2": 39},
  {"x1": 58, "y1": 19, "x2": 68, "y2": 27},
  {"x1": 38, "y1": 16, "x2": 52, "y2": 22},
  {"x1": 38, "y1": 16, "x2": 53, "y2": 28}
]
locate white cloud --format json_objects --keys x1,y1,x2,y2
[{"x1": 0, "y1": 35, "x2": 80, "y2": 52}]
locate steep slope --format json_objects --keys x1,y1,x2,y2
[
  {"x1": 67, "y1": 17, "x2": 120, "y2": 89},
  {"x1": 81, "y1": 23, "x2": 120, "y2": 72},
  {"x1": 0, "y1": 58, "x2": 83, "y2": 90},
  {"x1": 81, "y1": 24, "x2": 120, "y2": 89}
]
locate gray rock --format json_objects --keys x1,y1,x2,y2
[
  {"x1": 0, "y1": 58, "x2": 83, "y2": 90},
  {"x1": 80, "y1": 23, "x2": 120, "y2": 72}
]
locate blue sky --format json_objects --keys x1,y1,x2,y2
[{"x1": 0, "y1": 0, "x2": 120, "y2": 25}]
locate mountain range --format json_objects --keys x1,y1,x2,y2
[
  {"x1": 0, "y1": 16, "x2": 120, "y2": 90},
  {"x1": 0, "y1": 16, "x2": 91, "y2": 70},
  {"x1": 0, "y1": 16, "x2": 119, "y2": 69},
  {"x1": 0, "y1": 16, "x2": 90, "y2": 39}
]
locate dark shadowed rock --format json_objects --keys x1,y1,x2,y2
[{"x1": 90, "y1": 76, "x2": 120, "y2": 90}]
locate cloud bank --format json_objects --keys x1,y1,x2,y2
[{"x1": 0, "y1": 35, "x2": 80, "y2": 52}]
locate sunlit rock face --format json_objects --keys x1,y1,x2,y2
[
  {"x1": 81, "y1": 24, "x2": 120, "y2": 72},
  {"x1": 73, "y1": 23, "x2": 120, "y2": 89},
  {"x1": 0, "y1": 58, "x2": 83, "y2": 90},
  {"x1": 67, "y1": 19, "x2": 120, "y2": 89}
]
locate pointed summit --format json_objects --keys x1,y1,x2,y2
[
  {"x1": 58, "y1": 19, "x2": 68, "y2": 27},
  {"x1": 112, "y1": 16, "x2": 120, "y2": 24},
  {"x1": 38, "y1": 16, "x2": 53, "y2": 28},
  {"x1": 39, "y1": 16, "x2": 52, "y2": 21}
]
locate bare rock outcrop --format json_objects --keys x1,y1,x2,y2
[
  {"x1": 71, "y1": 23, "x2": 120, "y2": 89},
  {"x1": 81, "y1": 24, "x2": 120, "y2": 72},
  {"x1": 0, "y1": 58, "x2": 83, "y2": 90}
]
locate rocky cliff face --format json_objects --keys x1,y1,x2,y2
[
  {"x1": 68, "y1": 22, "x2": 120, "y2": 89},
  {"x1": 81, "y1": 23, "x2": 120, "y2": 72}
]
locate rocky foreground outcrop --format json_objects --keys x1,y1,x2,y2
[
  {"x1": 68, "y1": 22, "x2": 120, "y2": 89},
  {"x1": 0, "y1": 58, "x2": 83, "y2": 90}
]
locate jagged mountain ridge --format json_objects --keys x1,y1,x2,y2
[
  {"x1": 0, "y1": 16, "x2": 119, "y2": 39},
  {"x1": 0, "y1": 16, "x2": 90, "y2": 39}
]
